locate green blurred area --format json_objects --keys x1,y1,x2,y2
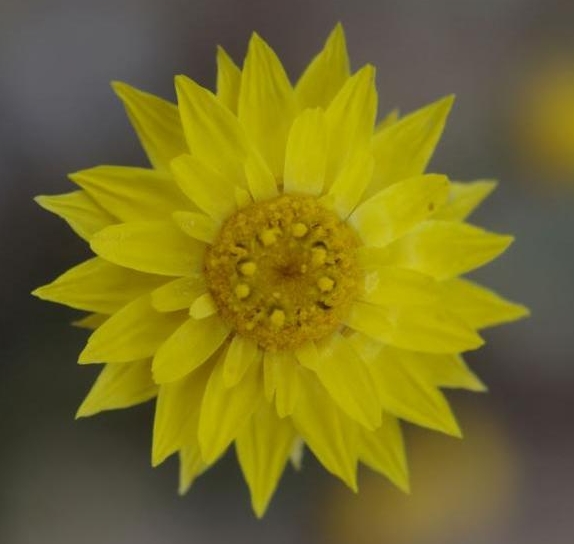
[{"x1": 1, "y1": 1, "x2": 573, "y2": 542}]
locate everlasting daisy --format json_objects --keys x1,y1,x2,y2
[{"x1": 33, "y1": 24, "x2": 528, "y2": 516}]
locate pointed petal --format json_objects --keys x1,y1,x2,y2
[
  {"x1": 79, "y1": 295, "x2": 185, "y2": 364},
  {"x1": 291, "y1": 369, "x2": 359, "y2": 490},
  {"x1": 442, "y1": 278, "x2": 529, "y2": 329},
  {"x1": 91, "y1": 220, "x2": 204, "y2": 276},
  {"x1": 434, "y1": 180, "x2": 497, "y2": 222},
  {"x1": 69, "y1": 166, "x2": 186, "y2": 222},
  {"x1": 369, "y1": 95, "x2": 454, "y2": 195},
  {"x1": 325, "y1": 65, "x2": 377, "y2": 182},
  {"x1": 238, "y1": 33, "x2": 297, "y2": 177},
  {"x1": 385, "y1": 220, "x2": 514, "y2": 280},
  {"x1": 345, "y1": 300, "x2": 484, "y2": 354},
  {"x1": 236, "y1": 401, "x2": 297, "y2": 517},
  {"x1": 314, "y1": 332, "x2": 381, "y2": 429},
  {"x1": 296, "y1": 23, "x2": 350, "y2": 109},
  {"x1": 170, "y1": 154, "x2": 238, "y2": 221},
  {"x1": 35, "y1": 191, "x2": 115, "y2": 241},
  {"x1": 72, "y1": 313, "x2": 108, "y2": 330},
  {"x1": 152, "y1": 363, "x2": 211, "y2": 466},
  {"x1": 152, "y1": 316, "x2": 230, "y2": 383},
  {"x1": 323, "y1": 150, "x2": 374, "y2": 219},
  {"x1": 401, "y1": 352, "x2": 487, "y2": 392},
  {"x1": 375, "y1": 108, "x2": 399, "y2": 132},
  {"x1": 359, "y1": 413, "x2": 410, "y2": 492},
  {"x1": 284, "y1": 108, "x2": 329, "y2": 196},
  {"x1": 178, "y1": 444, "x2": 207, "y2": 494},
  {"x1": 354, "y1": 338, "x2": 462, "y2": 437},
  {"x1": 151, "y1": 275, "x2": 205, "y2": 312},
  {"x1": 198, "y1": 351, "x2": 262, "y2": 464},
  {"x1": 76, "y1": 360, "x2": 157, "y2": 417},
  {"x1": 112, "y1": 81, "x2": 187, "y2": 171},
  {"x1": 349, "y1": 174, "x2": 450, "y2": 247},
  {"x1": 175, "y1": 75, "x2": 250, "y2": 182},
  {"x1": 244, "y1": 151, "x2": 279, "y2": 202},
  {"x1": 172, "y1": 211, "x2": 218, "y2": 244},
  {"x1": 189, "y1": 292, "x2": 217, "y2": 319},
  {"x1": 216, "y1": 46, "x2": 241, "y2": 113},
  {"x1": 32, "y1": 257, "x2": 164, "y2": 314},
  {"x1": 223, "y1": 335, "x2": 261, "y2": 388}
]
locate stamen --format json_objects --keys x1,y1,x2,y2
[
  {"x1": 259, "y1": 228, "x2": 278, "y2": 246},
  {"x1": 317, "y1": 276, "x2": 335, "y2": 292},
  {"x1": 234, "y1": 283, "x2": 250, "y2": 299},
  {"x1": 291, "y1": 222, "x2": 308, "y2": 238},
  {"x1": 269, "y1": 309, "x2": 286, "y2": 328},
  {"x1": 239, "y1": 261, "x2": 257, "y2": 276}
]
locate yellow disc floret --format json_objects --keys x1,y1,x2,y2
[{"x1": 205, "y1": 195, "x2": 361, "y2": 351}]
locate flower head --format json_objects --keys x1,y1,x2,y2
[{"x1": 33, "y1": 24, "x2": 528, "y2": 516}]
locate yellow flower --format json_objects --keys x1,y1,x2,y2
[{"x1": 33, "y1": 24, "x2": 528, "y2": 517}]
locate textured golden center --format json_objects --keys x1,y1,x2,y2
[{"x1": 205, "y1": 194, "x2": 361, "y2": 351}]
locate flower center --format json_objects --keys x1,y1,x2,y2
[{"x1": 205, "y1": 194, "x2": 361, "y2": 351}]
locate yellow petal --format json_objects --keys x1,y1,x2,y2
[
  {"x1": 290, "y1": 438, "x2": 305, "y2": 471},
  {"x1": 198, "y1": 351, "x2": 262, "y2": 464},
  {"x1": 295, "y1": 23, "x2": 350, "y2": 109},
  {"x1": 314, "y1": 332, "x2": 381, "y2": 429},
  {"x1": 238, "y1": 33, "x2": 297, "y2": 177},
  {"x1": 369, "y1": 95, "x2": 454, "y2": 195},
  {"x1": 178, "y1": 444, "x2": 207, "y2": 494},
  {"x1": 223, "y1": 335, "x2": 261, "y2": 388},
  {"x1": 69, "y1": 166, "x2": 186, "y2": 222},
  {"x1": 189, "y1": 292, "x2": 217, "y2": 319},
  {"x1": 263, "y1": 351, "x2": 301, "y2": 418},
  {"x1": 442, "y1": 278, "x2": 529, "y2": 329},
  {"x1": 359, "y1": 266, "x2": 439, "y2": 307},
  {"x1": 325, "y1": 65, "x2": 377, "y2": 183},
  {"x1": 236, "y1": 401, "x2": 297, "y2": 517},
  {"x1": 244, "y1": 152, "x2": 279, "y2": 202},
  {"x1": 284, "y1": 108, "x2": 329, "y2": 197},
  {"x1": 72, "y1": 313, "x2": 108, "y2": 330},
  {"x1": 349, "y1": 174, "x2": 450, "y2": 247},
  {"x1": 401, "y1": 352, "x2": 487, "y2": 392},
  {"x1": 345, "y1": 300, "x2": 484, "y2": 354},
  {"x1": 91, "y1": 220, "x2": 204, "y2": 276},
  {"x1": 35, "y1": 191, "x2": 115, "y2": 241},
  {"x1": 151, "y1": 275, "x2": 205, "y2": 312},
  {"x1": 172, "y1": 211, "x2": 218, "y2": 244},
  {"x1": 175, "y1": 74, "x2": 249, "y2": 182},
  {"x1": 294, "y1": 341, "x2": 321, "y2": 371},
  {"x1": 375, "y1": 108, "x2": 399, "y2": 132},
  {"x1": 322, "y1": 150, "x2": 374, "y2": 219},
  {"x1": 152, "y1": 316, "x2": 230, "y2": 383},
  {"x1": 216, "y1": 46, "x2": 241, "y2": 113},
  {"x1": 291, "y1": 369, "x2": 359, "y2": 491},
  {"x1": 353, "y1": 338, "x2": 462, "y2": 437},
  {"x1": 434, "y1": 180, "x2": 497, "y2": 222},
  {"x1": 170, "y1": 154, "x2": 238, "y2": 221},
  {"x1": 359, "y1": 412, "x2": 409, "y2": 492},
  {"x1": 76, "y1": 360, "x2": 157, "y2": 418},
  {"x1": 385, "y1": 220, "x2": 514, "y2": 280},
  {"x1": 112, "y1": 81, "x2": 188, "y2": 171},
  {"x1": 152, "y1": 363, "x2": 211, "y2": 466},
  {"x1": 33, "y1": 257, "x2": 164, "y2": 314},
  {"x1": 79, "y1": 295, "x2": 185, "y2": 364}
]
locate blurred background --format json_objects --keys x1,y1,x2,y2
[{"x1": 1, "y1": 0, "x2": 573, "y2": 542}]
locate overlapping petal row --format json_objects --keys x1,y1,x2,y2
[{"x1": 33, "y1": 25, "x2": 527, "y2": 516}]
